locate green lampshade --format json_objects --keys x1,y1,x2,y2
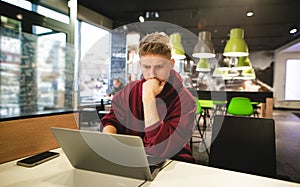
[
  {"x1": 213, "y1": 67, "x2": 226, "y2": 78},
  {"x1": 170, "y1": 33, "x2": 186, "y2": 60},
  {"x1": 237, "y1": 56, "x2": 251, "y2": 66},
  {"x1": 192, "y1": 31, "x2": 216, "y2": 58},
  {"x1": 196, "y1": 58, "x2": 210, "y2": 72},
  {"x1": 223, "y1": 28, "x2": 249, "y2": 57},
  {"x1": 235, "y1": 56, "x2": 252, "y2": 70},
  {"x1": 241, "y1": 67, "x2": 256, "y2": 79}
]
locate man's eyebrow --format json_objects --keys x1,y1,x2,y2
[{"x1": 141, "y1": 63, "x2": 165, "y2": 66}]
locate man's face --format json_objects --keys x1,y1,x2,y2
[
  {"x1": 113, "y1": 80, "x2": 120, "y2": 88},
  {"x1": 139, "y1": 54, "x2": 174, "y2": 81}
]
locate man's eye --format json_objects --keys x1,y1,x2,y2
[
  {"x1": 144, "y1": 66, "x2": 151, "y2": 69},
  {"x1": 156, "y1": 65, "x2": 163, "y2": 69}
]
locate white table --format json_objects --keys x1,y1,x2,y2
[
  {"x1": 0, "y1": 149, "x2": 145, "y2": 187},
  {"x1": 1, "y1": 149, "x2": 300, "y2": 187},
  {"x1": 143, "y1": 161, "x2": 300, "y2": 187}
]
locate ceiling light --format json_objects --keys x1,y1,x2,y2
[
  {"x1": 196, "y1": 58, "x2": 210, "y2": 72},
  {"x1": 241, "y1": 68, "x2": 256, "y2": 79},
  {"x1": 144, "y1": 11, "x2": 159, "y2": 19},
  {"x1": 16, "y1": 14, "x2": 23, "y2": 20},
  {"x1": 234, "y1": 56, "x2": 253, "y2": 70},
  {"x1": 139, "y1": 16, "x2": 144, "y2": 22},
  {"x1": 192, "y1": 31, "x2": 216, "y2": 58},
  {"x1": 290, "y1": 28, "x2": 298, "y2": 34},
  {"x1": 246, "y1": 11, "x2": 254, "y2": 17},
  {"x1": 170, "y1": 33, "x2": 186, "y2": 60},
  {"x1": 145, "y1": 12, "x2": 150, "y2": 18},
  {"x1": 223, "y1": 28, "x2": 249, "y2": 57}
]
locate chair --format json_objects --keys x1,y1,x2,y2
[
  {"x1": 190, "y1": 97, "x2": 209, "y2": 155},
  {"x1": 251, "y1": 101, "x2": 260, "y2": 117},
  {"x1": 79, "y1": 108, "x2": 100, "y2": 129},
  {"x1": 198, "y1": 100, "x2": 214, "y2": 128},
  {"x1": 209, "y1": 115, "x2": 277, "y2": 178},
  {"x1": 212, "y1": 100, "x2": 227, "y2": 115},
  {"x1": 227, "y1": 97, "x2": 254, "y2": 116}
]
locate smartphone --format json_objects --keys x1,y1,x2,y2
[{"x1": 17, "y1": 151, "x2": 60, "y2": 167}]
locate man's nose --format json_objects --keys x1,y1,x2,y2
[{"x1": 149, "y1": 68, "x2": 156, "y2": 78}]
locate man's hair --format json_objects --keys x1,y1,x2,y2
[
  {"x1": 113, "y1": 78, "x2": 120, "y2": 82},
  {"x1": 138, "y1": 32, "x2": 172, "y2": 59}
]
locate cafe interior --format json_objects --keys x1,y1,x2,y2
[{"x1": 0, "y1": 0, "x2": 300, "y2": 186}]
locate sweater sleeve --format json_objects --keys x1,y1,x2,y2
[
  {"x1": 101, "y1": 89, "x2": 126, "y2": 133},
  {"x1": 143, "y1": 92, "x2": 196, "y2": 159}
]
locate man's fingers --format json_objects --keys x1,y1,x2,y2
[{"x1": 148, "y1": 77, "x2": 164, "y2": 85}]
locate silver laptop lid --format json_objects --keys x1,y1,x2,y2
[{"x1": 50, "y1": 127, "x2": 156, "y2": 180}]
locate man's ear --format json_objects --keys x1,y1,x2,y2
[{"x1": 170, "y1": 59, "x2": 175, "y2": 69}]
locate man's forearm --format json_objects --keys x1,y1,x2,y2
[{"x1": 143, "y1": 98, "x2": 160, "y2": 127}]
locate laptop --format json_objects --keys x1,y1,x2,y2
[{"x1": 50, "y1": 127, "x2": 165, "y2": 181}]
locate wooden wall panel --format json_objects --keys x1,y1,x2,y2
[{"x1": 0, "y1": 113, "x2": 79, "y2": 164}]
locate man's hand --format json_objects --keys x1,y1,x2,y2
[
  {"x1": 142, "y1": 78, "x2": 166, "y2": 102},
  {"x1": 142, "y1": 78, "x2": 166, "y2": 127},
  {"x1": 103, "y1": 125, "x2": 117, "y2": 134}
]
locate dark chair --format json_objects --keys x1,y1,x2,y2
[
  {"x1": 79, "y1": 108, "x2": 100, "y2": 129},
  {"x1": 209, "y1": 115, "x2": 277, "y2": 178}
]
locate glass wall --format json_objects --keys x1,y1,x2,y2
[
  {"x1": 0, "y1": 26, "x2": 75, "y2": 118},
  {"x1": 78, "y1": 22, "x2": 111, "y2": 104},
  {"x1": 0, "y1": 0, "x2": 76, "y2": 119},
  {"x1": 0, "y1": 1, "x2": 114, "y2": 117}
]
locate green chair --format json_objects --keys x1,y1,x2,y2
[
  {"x1": 212, "y1": 100, "x2": 227, "y2": 114},
  {"x1": 195, "y1": 98, "x2": 204, "y2": 137},
  {"x1": 227, "y1": 97, "x2": 254, "y2": 116},
  {"x1": 251, "y1": 101, "x2": 260, "y2": 117},
  {"x1": 198, "y1": 100, "x2": 214, "y2": 128},
  {"x1": 190, "y1": 97, "x2": 209, "y2": 155}
]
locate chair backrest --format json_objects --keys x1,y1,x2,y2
[
  {"x1": 209, "y1": 115, "x2": 277, "y2": 178},
  {"x1": 194, "y1": 97, "x2": 202, "y2": 114},
  {"x1": 227, "y1": 97, "x2": 253, "y2": 116}
]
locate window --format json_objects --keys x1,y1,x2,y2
[
  {"x1": 80, "y1": 22, "x2": 109, "y2": 60},
  {"x1": 285, "y1": 59, "x2": 300, "y2": 100},
  {"x1": 1, "y1": 0, "x2": 32, "y2": 11},
  {"x1": 79, "y1": 22, "x2": 111, "y2": 103},
  {"x1": 37, "y1": 5, "x2": 69, "y2": 24}
]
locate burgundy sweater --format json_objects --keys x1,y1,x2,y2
[{"x1": 101, "y1": 70, "x2": 196, "y2": 163}]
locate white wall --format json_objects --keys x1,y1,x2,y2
[{"x1": 250, "y1": 51, "x2": 274, "y2": 70}]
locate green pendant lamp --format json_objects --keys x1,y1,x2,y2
[
  {"x1": 196, "y1": 58, "x2": 210, "y2": 72},
  {"x1": 223, "y1": 28, "x2": 249, "y2": 57},
  {"x1": 192, "y1": 31, "x2": 216, "y2": 58},
  {"x1": 241, "y1": 66, "x2": 256, "y2": 79},
  {"x1": 213, "y1": 58, "x2": 228, "y2": 78},
  {"x1": 170, "y1": 33, "x2": 186, "y2": 60},
  {"x1": 235, "y1": 56, "x2": 252, "y2": 70}
]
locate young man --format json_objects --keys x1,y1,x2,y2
[{"x1": 102, "y1": 32, "x2": 196, "y2": 163}]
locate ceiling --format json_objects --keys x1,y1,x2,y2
[{"x1": 78, "y1": 0, "x2": 300, "y2": 53}]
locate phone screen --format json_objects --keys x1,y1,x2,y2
[{"x1": 17, "y1": 151, "x2": 59, "y2": 167}]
